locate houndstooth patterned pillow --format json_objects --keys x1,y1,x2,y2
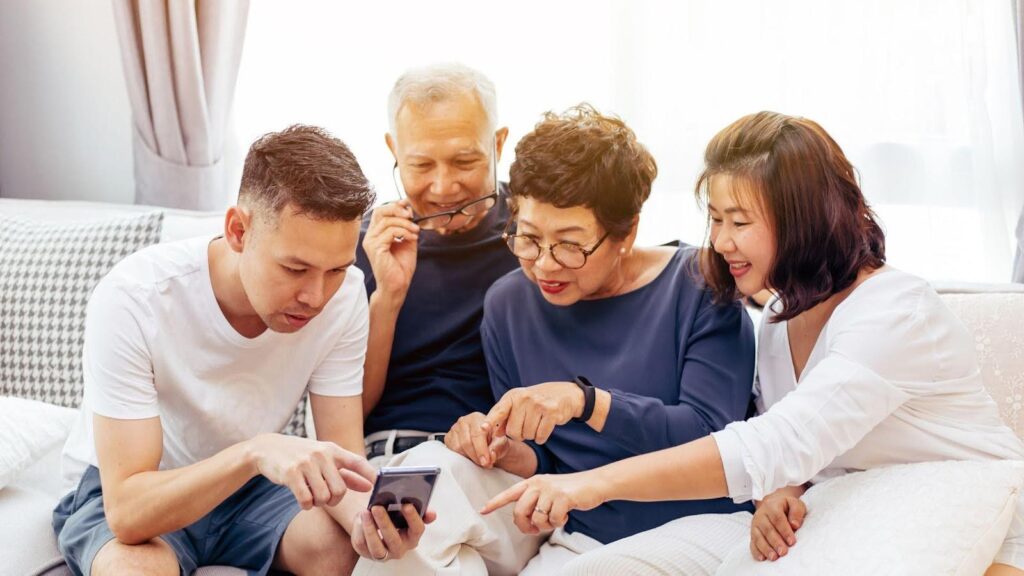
[
  {"x1": 282, "y1": 393, "x2": 308, "y2": 437},
  {"x1": 0, "y1": 212, "x2": 164, "y2": 408}
]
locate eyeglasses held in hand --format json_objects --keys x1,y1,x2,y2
[{"x1": 391, "y1": 140, "x2": 501, "y2": 232}]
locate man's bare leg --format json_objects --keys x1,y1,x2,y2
[
  {"x1": 273, "y1": 507, "x2": 359, "y2": 576},
  {"x1": 987, "y1": 564, "x2": 1024, "y2": 576},
  {"x1": 91, "y1": 537, "x2": 179, "y2": 576}
]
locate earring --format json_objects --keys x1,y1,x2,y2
[{"x1": 619, "y1": 247, "x2": 626, "y2": 254}]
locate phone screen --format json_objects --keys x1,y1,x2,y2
[{"x1": 367, "y1": 466, "x2": 440, "y2": 529}]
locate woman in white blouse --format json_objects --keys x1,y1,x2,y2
[{"x1": 479, "y1": 111, "x2": 1024, "y2": 576}]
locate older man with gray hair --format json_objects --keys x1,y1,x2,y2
[{"x1": 347, "y1": 63, "x2": 541, "y2": 574}]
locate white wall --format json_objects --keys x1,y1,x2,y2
[{"x1": 0, "y1": 0, "x2": 134, "y2": 203}]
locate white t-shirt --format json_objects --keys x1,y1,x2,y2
[
  {"x1": 712, "y1": 269, "x2": 1024, "y2": 502},
  {"x1": 61, "y1": 236, "x2": 369, "y2": 491}
]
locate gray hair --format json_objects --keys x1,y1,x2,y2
[{"x1": 387, "y1": 63, "x2": 498, "y2": 137}]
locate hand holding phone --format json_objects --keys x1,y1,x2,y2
[
  {"x1": 353, "y1": 465, "x2": 440, "y2": 562},
  {"x1": 367, "y1": 465, "x2": 440, "y2": 528}
]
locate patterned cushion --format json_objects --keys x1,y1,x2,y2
[
  {"x1": 0, "y1": 212, "x2": 164, "y2": 408},
  {"x1": 283, "y1": 394, "x2": 307, "y2": 438},
  {"x1": 940, "y1": 292, "x2": 1024, "y2": 438}
]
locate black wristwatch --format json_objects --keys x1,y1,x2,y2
[{"x1": 572, "y1": 376, "x2": 597, "y2": 423}]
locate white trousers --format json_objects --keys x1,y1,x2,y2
[
  {"x1": 353, "y1": 441, "x2": 547, "y2": 576},
  {"x1": 521, "y1": 527, "x2": 603, "y2": 575},
  {"x1": 560, "y1": 511, "x2": 753, "y2": 576}
]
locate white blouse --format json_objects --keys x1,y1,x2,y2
[{"x1": 712, "y1": 269, "x2": 1024, "y2": 502}]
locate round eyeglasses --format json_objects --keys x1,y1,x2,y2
[{"x1": 502, "y1": 227, "x2": 610, "y2": 270}]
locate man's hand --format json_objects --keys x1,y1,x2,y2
[
  {"x1": 248, "y1": 433, "x2": 376, "y2": 510},
  {"x1": 480, "y1": 472, "x2": 603, "y2": 535},
  {"x1": 444, "y1": 411, "x2": 511, "y2": 468},
  {"x1": 351, "y1": 504, "x2": 437, "y2": 562},
  {"x1": 483, "y1": 382, "x2": 584, "y2": 444},
  {"x1": 362, "y1": 201, "x2": 420, "y2": 300},
  {"x1": 750, "y1": 486, "x2": 807, "y2": 562}
]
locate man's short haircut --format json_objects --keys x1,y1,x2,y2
[
  {"x1": 508, "y1": 104, "x2": 657, "y2": 240},
  {"x1": 238, "y1": 124, "x2": 375, "y2": 223},
  {"x1": 387, "y1": 63, "x2": 498, "y2": 136}
]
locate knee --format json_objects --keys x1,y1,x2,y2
[
  {"x1": 400, "y1": 441, "x2": 457, "y2": 467},
  {"x1": 401, "y1": 441, "x2": 483, "y2": 478},
  {"x1": 285, "y1": 510, "x2": 358, "y2": 576},
  {"x1": 91, "y1": 538, "x2": 179, "y2": 576}
]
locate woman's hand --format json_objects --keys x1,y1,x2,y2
[
  {"x1": 444, "y1": 411, "x2": 510, "y2": 468},
  {"x1": 479, "y1": 471, "x2": 605, "y2": 534},
  {"x1": 483, "y1": 382, "x2": 584, "y2": 444},
  {"x1": 750, "y1": 486, "x2": 807, "y2": 561}
]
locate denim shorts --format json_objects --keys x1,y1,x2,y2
[{"x1": 52, "y1": 466, "x2": 301, "y2": 576}]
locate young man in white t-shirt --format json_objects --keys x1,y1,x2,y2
[{"x1": 53, "y1": 125, "x2": 431, "y2": 576}]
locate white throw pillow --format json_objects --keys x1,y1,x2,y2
[
  {"x1": 0, "y1": 396, "x2": 77, "y2": 490},
  {"x1": 716, "y1": 460, "x2": 1024, "y2": 576}
]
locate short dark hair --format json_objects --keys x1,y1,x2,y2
[
  {"x1": 696, "y1": 111, "x2": 886, "y2": 322},
  {"x1": 238, "y1": 124, "x2": 375, "y2": 223},
  {"x1": 508, "y1": 104, "x2": 657, "y2": 239}
]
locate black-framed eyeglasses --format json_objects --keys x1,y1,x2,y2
[
  {"x1": 502, "y1": 221, "x2": 610, "y2": 270},
  {"x1": 391, "y1": 139, "x2": 500, "y2": 232}
]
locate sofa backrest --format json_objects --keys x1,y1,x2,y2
[
  {"x1": 0, "y1": 198, "x2": 223, "y2": 243},
  {"x1": 0, "y1": 199, "x2": 309, "y2": 437},
  {"x1": 939, "y1": 287, "x2": 1024, "y2": 440}
]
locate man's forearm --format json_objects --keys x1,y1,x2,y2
[
  {"x1": 326, "y1": 488, "x2": 371, "y2": 534},
  {"x1": 362, "y1": 291, "x2": 403, "y2": 416},
  {"x1": 104, "y1": 440, "x2": 257, "y2": 544}
]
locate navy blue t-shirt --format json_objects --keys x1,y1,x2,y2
[
  {"x1": 357, "y1": 186, "x2": 519, "y2": 435},
  {"x1": 481, "y1": 246, "x2": 756, "y2": 544}
]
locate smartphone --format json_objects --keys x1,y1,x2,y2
[{"x1": 367, "y1": 465, "x2": 440, "y2": 529}]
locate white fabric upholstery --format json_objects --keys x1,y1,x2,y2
[
  {"x1": 0, "y1": 198, "x2": 223, "y2": 243},
  {"x1": 940, "y1": 291, "x2": 1024, "y2": 437},
  {"x1": 1, "y1": 439, "x2": 73, "y2": 576},
  {"x1": 0, "y1": 398, "x2": 76, "y2": 490},
  {"x1": 716, "y1": 460, "x2": 1024, "y2": 576}
]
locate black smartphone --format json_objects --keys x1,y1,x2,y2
[{"x1": 367, "y1": 465, "x2": 441, "y2": 529}]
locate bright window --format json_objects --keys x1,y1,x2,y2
[{"x1": 235, "y1": 0, "x2": 1024, "y2": 283}]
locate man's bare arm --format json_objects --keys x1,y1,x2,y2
[
  {"x1": 361, "y1": 293, "x2": 402, "y2": 416},
  {"x1": 95, "y1": 413, "x2": 375, "y2": 546},
  {"x1": 95, "y1": 415, "x2": 258, "y2": 544},
  {"x1": 312, "y1": 393, "x2": 373, "y2": 533}
]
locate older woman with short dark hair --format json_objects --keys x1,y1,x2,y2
[{"x1": 427, "y1": 104, "x2": 756, "y2": 574}]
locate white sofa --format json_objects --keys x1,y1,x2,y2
[
  {"x1": 0, "y1": 199, "x2": 244, "y2": 576},
  {"x1": 1, "y1": 197, "x2": 1023, "y2": 575}
]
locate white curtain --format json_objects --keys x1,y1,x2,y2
[
  {"x1": 1014, "y1": 0, "x2": 1024, "y2": 283},
  {"x1": 112, "y1": 0, "x2": 249, "y2": 210},
  {"x1": 234, "y1": 0, "x2": 1024, "y2": 283}
]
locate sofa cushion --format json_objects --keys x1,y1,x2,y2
[
  {"x1": 0, "y1": 212, "x2": 163, "y2": 408},
  {"x1": 0, "y1": 397, "x2": 77, "y2": 490},
  {"x1": 717, "y1": 460, "x2": 1024, "y2": 576}
]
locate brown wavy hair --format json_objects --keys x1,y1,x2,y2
[
  {"x1": 509, "y1": 104, "x2": 657, "y2": 239},
  {"x1": 239, "y1": 124, "x2": 375, "y2": 224},
  {"x1": 696, "y1": 111, "x2": 885, "y2": 322}
]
